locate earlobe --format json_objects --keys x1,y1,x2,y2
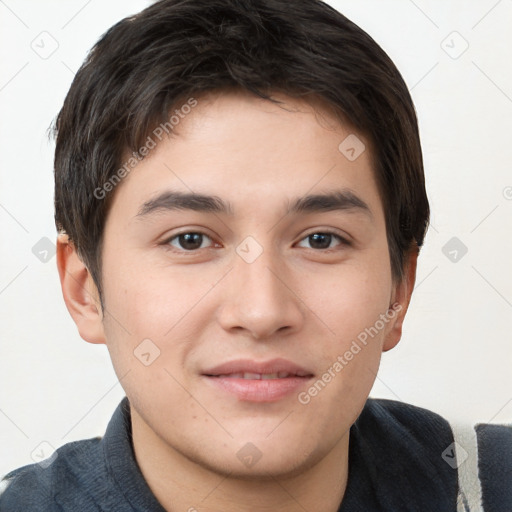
[
  {"x1": 382, "y1": 248, "x2": 419, "y2": 352},
  {"x1": 56, "y1": 234, "x2": 106, "y2": 344}
]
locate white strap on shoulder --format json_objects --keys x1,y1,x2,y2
[{"x1": 451, "y1": 422, "x2": 484, "y2": 512}]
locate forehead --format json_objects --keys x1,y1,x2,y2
[
  {"x1": 172, "y1": 89, "x2": 362, "y2": 155},
  {"x1": 108, "y1": 90, "x2": 382, "y2": 222}
]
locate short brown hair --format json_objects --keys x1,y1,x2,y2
[{"x1": 54, "y1": 0, "x2": 429, "y2": 300}]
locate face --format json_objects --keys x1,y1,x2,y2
[{"x1": 82, "y1": 91, "x2": 411, "y2": 478}]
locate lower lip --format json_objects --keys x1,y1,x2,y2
[{"x1": 203, "y1": 376, "x2": 312, "y2": 402}]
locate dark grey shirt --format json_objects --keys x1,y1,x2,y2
[{"x1": 1, "y1": 397, "x2": 510, "y2": 511}]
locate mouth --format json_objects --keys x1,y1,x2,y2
[
  {"x1": 202, "y1": 358, "x2": 314, "y2": 402},
  {"x1": 209, "y1": 371, "x2": 310, "y2": 379}
]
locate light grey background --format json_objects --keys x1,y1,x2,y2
[{"x1": 1, "y1": 0, "x2": 511, "y2": 477}]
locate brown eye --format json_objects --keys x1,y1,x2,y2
[
  {"x1": 168, "y1": 232, "x2": 212, "y2": 251},
  {"x1": 308, "y1": 233, "x2": 332, "y2": 249},
  {"x1": 296, "y1": 232, "x2": 348, "y2": 250}
]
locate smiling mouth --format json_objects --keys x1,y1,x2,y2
[
  {"x1": 202, "y1": 359, "x2": 314, "y2": 402},
  {"x1": 207, "y1": 371, "x2": 312, "y2": 380}
]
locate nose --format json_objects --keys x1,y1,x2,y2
[{"x1": 216, "y1": 246, "x2": 305, "y2": 340}]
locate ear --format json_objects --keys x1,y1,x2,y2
[
  {"x1": 382, "y1": 247, "x2": 418, "y2": 352},
  {"x1": 56, "y1": 233, "x2": 106, "y2": 344}
]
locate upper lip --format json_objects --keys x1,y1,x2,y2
[{"x1": 202, "y1": 358, "x2": 313, "y2": 377}]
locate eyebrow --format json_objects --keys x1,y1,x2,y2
[
  {"x1": 137, "y1": 191, "x2": 233, "y2": 217},
  {"x1": 136, "y1": 189, "x2": 371, "y2": 219},
  {"x1": 289, "y1": 190, "x2": 372, "y2": 218}
]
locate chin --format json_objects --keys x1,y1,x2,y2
[{"x1": 185, "y1": 437, "x2": 326, "y2": 481}]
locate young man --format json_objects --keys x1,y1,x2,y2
[{"x1": 1, "y1": 0, "x2": 510, "y2": 510}]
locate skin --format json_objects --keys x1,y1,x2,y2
[{"x1": 57, "y1": 90, "x2": 417, "y2": 512}]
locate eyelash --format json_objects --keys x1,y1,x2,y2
[{"x1": 162, "y1": 230, "x2": 351, "y2": 252}]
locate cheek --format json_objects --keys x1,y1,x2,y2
[
  {"x1": 295, "y1": 257, "x2": 394, "y2": 404},
  {"x1": 295, "y1": 270, "x2": 393, "y2": 417},
  {"x1": 305, "y1": 259, "x2": 393, "y2": 341},
  {"x1": 104, "y1": 252, "x2": 213, "y2": 327},
  {"x1": 100, "y1": 257, "x2": 222, "y2": 369}
]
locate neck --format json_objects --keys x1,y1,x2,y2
[{"x1": 131, "y1": 407, "x2": 349, "y2": 512}]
